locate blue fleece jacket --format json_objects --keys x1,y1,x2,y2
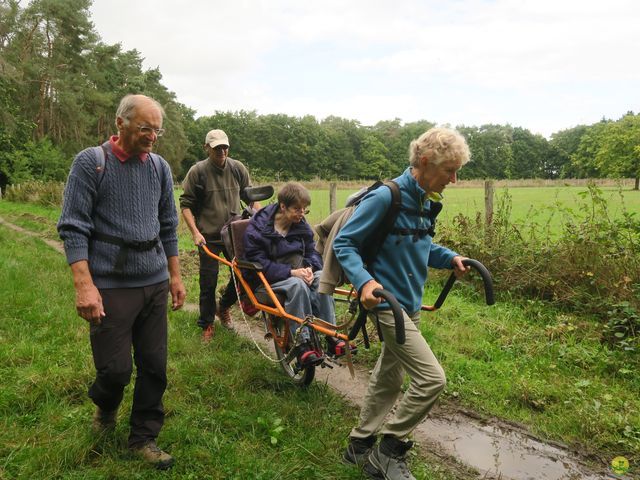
[
  {"x1": 243, "y1": 203, "x2": 323, "y2": 287},
  {"x1": 333, "y1": 168, "x2": 458, "y2": 314},
  {"x1": 57, "y1": 142, "x2": 179, "y2": 289}
]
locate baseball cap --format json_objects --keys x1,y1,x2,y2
[{"x1": 205, "y1": 129, "x2": 229, "y2": 148}]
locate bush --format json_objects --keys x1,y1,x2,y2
[
  {"x1": 2, "y1": 138, "x2": 70, "y2": 185},
  {"x1": 4, "y1": 181, "x2": 64, "y2": 207},
  {"x1": 439, "y1": 183, "x2": 640, "y2": 347}
]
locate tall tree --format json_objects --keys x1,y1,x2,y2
[
  {"x1": 548, "y1": 125, "x2": 589, "y2": 178},
  {"x1": 594, "y1": 113, "x2": 640, "y2": 190}
]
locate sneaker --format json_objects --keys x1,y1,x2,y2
[
  {"x1": 343, "y1": 436, "x2": 376, "y2": 467},
  {"x1": 297, "y1": 343, "x2": 323, "y2": 368},
  {"x1": 92, "y1": 407, "x2": 117, "y2": 433},
  {"x1": 216, "y1": 305, "x2": 235, "y2": 331},
  {"x1": 327, "y1": 339, "x2": 358, "y2": 358},
  {"x1": 363, "y1": 436, "x2": 415, "y2": 480},
  {"x1": 202, "y1": 323, "x2": 214, "y2": 343},
  {"x1": 131, "y1": 441, "x2": 174, "y2": 470}
]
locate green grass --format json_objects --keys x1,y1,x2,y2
[
  {"x1": 0, "y1": 221, "x2": 465, "y2": 479},
  {"x1": 304, "y1": 184, "x2": 640, "y2": 232},
  {"x1": 2, "y1": 182, "x2": 639, "y2": 475},
  {"x1": 419, "y1": 277, "x2": 639, "y2": 461}
]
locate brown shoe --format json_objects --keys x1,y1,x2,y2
[
  {"x1": 202, "y1": 323, "x2": 214, "y2": 343},
  {"x1": 216, "y1": 305, "x2": 235, "y2": 331},
  {"x1": 131, "y1": 441, "x2": 174, "y2": 470},
  {"x1": 92, "y1": 407, "x2": 117, "y2": 433}
]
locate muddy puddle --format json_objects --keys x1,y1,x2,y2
[{"x1": 422, "y1": 413, "x2": 614, "y2": 479}]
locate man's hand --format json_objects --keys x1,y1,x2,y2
[
  {"x1": 452, "y1": 255, "x2": 471, "y2": 279},
  {"x1": 360, "y1": 279, "x2": 384, "y2": 310},
  {"x1": 71, "y1": 261, "x2": 105, "y2": 325},
  {"x1": 192, "y1": 231, "x2": 206, "y2": 247},
  {"x1": 170, "y1": 277, "x2": 186, "y2": 310},
  {"x1": 181, "y1": 208, "x2": 205, "y2": 246},
  {"x1": 168, "y1": 256, "x2": 186, "y2": 310}
]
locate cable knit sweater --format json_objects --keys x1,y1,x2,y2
[{"x1": 57, "y1": 141, "x2": 179, "y2": 289}]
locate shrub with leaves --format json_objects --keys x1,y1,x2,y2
[{"x1": 440, "y1": 183, "x2": 640, "y2": 347}]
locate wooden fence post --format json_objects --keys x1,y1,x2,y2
[
  {"x1": 484, "y1": 180, "x2": 494, "y2": 226},
  {"x1": 329, "y1": 182, "x2": 337, "y2": 213}
]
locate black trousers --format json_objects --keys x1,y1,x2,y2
[
  {"x1": 88, "y1": 281, "x2": 169, "y2": 448},
  {"x1": 197, "y1": 243, "x2": 238, "y2": 328}
]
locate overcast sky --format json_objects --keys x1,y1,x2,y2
[{"x1": 89, "y1": 0, "x2": 639, "y2": 138}]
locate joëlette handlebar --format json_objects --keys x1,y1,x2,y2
[
  {"x1": 430, "y1": 258, "x2": 495, "y2": 310},
  {"x1": 348, "y1": 288, "x2": 405, "y2": 345}
]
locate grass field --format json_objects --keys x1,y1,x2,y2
[
  {"x1": 302, "y1": 184, "x2": 640, "y2": 230},
  {"x1": 1, "y1": 181, "x2": 639, "y2": 477},
  {"x1": 0, "y1": 221, "x2": 467, "y2": 480}
]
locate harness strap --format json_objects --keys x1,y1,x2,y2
[
  {"x1": 92, "y1": 231, "x2": 161, "y2": 275},
  {"x1": 389, "y1": 227, "x2": 434, "y2": 243}
]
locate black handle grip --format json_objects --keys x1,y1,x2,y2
[
  {"x1": 372, "y1": 288, "x2": 405, "y2": 345},
  {"x1": 347, "y1": 289, "x2": 406, "y2": 345},
  {"x1": 433, "y1": 258, "x2": 495, "y2": 309}
]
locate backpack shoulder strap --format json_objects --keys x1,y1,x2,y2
[
  {"x1": 148, "y1": 153, "x2": 164, "y2": 183},
  {"x1": 93, "y1": 146, "x2": 107, "y2": 189},
  {"x1": 382, "y1": 180, "x2": 401, "y2": 230},
  {"x1": 361, "y1": 180, "x2": 402, "y2": 265}
]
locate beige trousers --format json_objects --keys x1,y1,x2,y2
[{"x1": 350, "y1": 309, "x2": 446, "y2": 440}]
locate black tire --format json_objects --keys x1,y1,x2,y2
[{"x1": 268, "y1": 314, "x2": 315, "y2": 387}]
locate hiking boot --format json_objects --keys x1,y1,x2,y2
[
  {"x1": 343, "y1": 435, "x2": 376, "y2": 467},
  {"x1": 202, "y1": 323, "x2": 214, "y2": 343},
  {"x1": 92, "y1": 407, "x2": 117, "y2": 433},
  {"x1": 363, "y1": 436, "x2": 415, "y2": 480},
  {"x1": 216, "y1": 305, "x2": 235, "y2": 331},
  {"x1": 131, "y1": 441, "x2": 174, "y2": 470}
]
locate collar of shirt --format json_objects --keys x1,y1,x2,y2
[{"x1": 109, "y1": 135, "x2": 149, "y2": 163}]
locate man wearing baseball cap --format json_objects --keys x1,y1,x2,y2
[{"x1": 180, "y1": 129, "x2": 257, "y2": 342}]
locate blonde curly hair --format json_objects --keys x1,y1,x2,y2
[{"x1": 409, "y1": 127, "x2": 471, "y2": 167}]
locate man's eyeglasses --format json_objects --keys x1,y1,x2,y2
[
  {"x1": 137, "y1": 125, "x2": 165, "y2": 137},
  {"x1": 212, "y1": 145, "x2": 229, "y2": 151}
]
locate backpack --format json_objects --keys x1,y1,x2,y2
[{"x1": 315, "y1": 179, "x2": 443, "y2": 293}]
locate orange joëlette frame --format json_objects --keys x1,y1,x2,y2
[{"x1": 201, "y1": 244, "x2": 350, "y2": 343}]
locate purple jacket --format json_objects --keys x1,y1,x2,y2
[{"x1": 243, "y1": 203, "x2": 323, "y2": 287}]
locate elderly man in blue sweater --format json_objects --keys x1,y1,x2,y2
[
  {"x1": 336, "y1": 127, "x2": 471, "y2": 480},
  {"x1": 57, "y1": 94, "x2": 185, "y2": 469}
]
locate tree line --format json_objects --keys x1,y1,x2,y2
[{"x1": 1, "y1": 0, "x2": 638, "y2": 190}]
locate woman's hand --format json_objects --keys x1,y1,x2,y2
[
  {"x1": 452, "y1": 255, "x2": 471, "y2": 279},
  {"x1": 291, "y1": 267, "x2": 314, "y2": 285}
]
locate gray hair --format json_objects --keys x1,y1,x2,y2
[
  {"x1": 114, "y1": 94, "x2": 165, "y2": 127},
  {"x1": 409, "y1": 127, "x2": 471, "y2": 167}
]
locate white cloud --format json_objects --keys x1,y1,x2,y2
[{"x1": 89, "y1": 0, "x2": 640, "y2": 137}]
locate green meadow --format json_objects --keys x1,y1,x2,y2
[
  {"x1": 303, "y1": 184, "x2": 640, "y2": 231},
  {"x1": 1, "y1": 180, "x2": 638, "y2": 477}
]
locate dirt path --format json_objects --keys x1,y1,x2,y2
[
  {"x1": 0, "y1": 215, "x2": 65, "y2": 253},
  {"x1": 2, "y1": 219, "x2": 624, "y2": 480}
]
